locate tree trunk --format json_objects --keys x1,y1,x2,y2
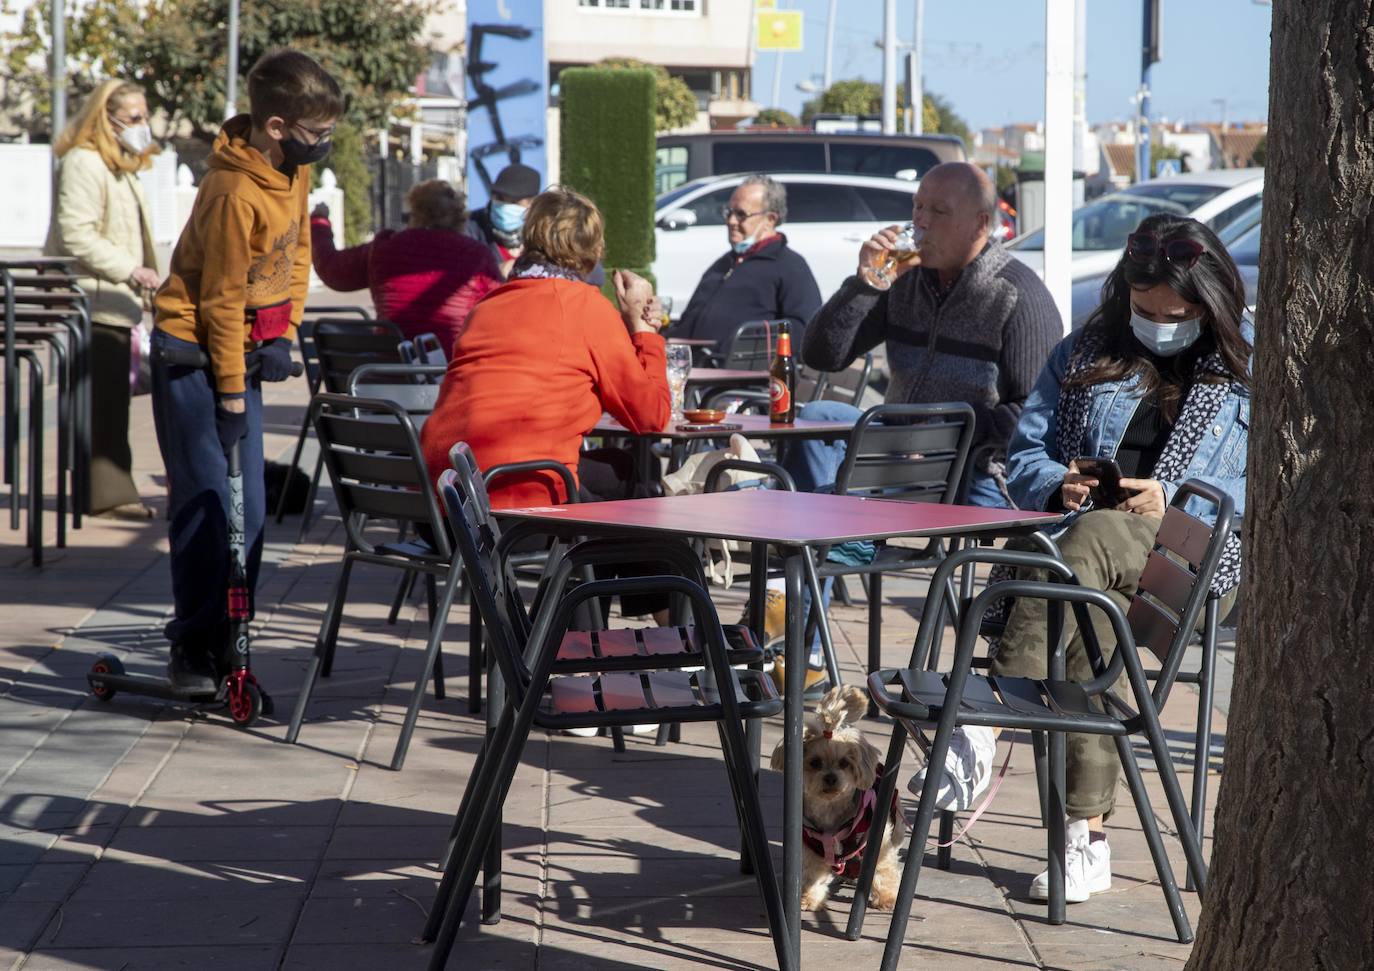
[{"x1": 1185, "y1": 4, "x2": 1374, "y2": 969}]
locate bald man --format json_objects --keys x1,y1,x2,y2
[{"x1": 790, "y1": 161, "x2": 1062, "y2": 508}]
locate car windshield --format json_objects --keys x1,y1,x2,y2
[
  {"x1": 656, "y1": 182, "x2": 704, "y2": 212},
  {"x1": 1012, "y1": 183, "x2": 1230, "y2": 251},
  {"x1": 1227, "y1": 221, "x2": 1262, "y2": 265}
]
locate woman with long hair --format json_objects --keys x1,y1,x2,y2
[
  {"x1": 912, "y1": 213, "x2": 1251, "y2": 900},
  {"x1": 45, "y1": 79, "x2": 162, "y2": 518}
]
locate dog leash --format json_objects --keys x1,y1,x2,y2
[{"x1": 909, "y1": 736, "x2": 1016, "y2": 849}]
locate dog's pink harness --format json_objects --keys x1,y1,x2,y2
[{"x1": 802, "y1": 763, "x2": 900, "y2": 879}]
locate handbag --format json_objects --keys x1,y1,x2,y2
[{"x1": 129, "y1": 317, "x2": 153, "y2": 396}]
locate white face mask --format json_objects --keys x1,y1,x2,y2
[
  {"x1": 1130, "y1": 309, "x2": 1202, "y2": 357},
  {"x1": 116, "y1": 122, "x2": 153, "y2": 155}
]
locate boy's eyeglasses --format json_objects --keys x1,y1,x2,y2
[
  {"x1": 1126, "y1": 231, "x2": 1205, "y2": 269},
  {"x1": 292, "y1": 122, "x2": 335, "y2": 144},
  {"x1": 720, "y1": 206, "x2": 768, "y2": 223}
]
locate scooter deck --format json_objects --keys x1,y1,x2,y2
[{"x1": 86, "y1": 670, "x2": 221, "y2": 704}]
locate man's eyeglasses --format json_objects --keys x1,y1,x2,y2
[
  {"x1": 1126, "y1": 231, "x2": 1205, "y2": 269},
  {"x1": 292, "y1": 121, "x2": 335, "y2": 144},
  {"x1": 720, "y1": 206, "x2": 769, "y2": 223}
]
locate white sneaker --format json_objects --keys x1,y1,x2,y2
[
  {"x1": 1029, "y1": 818, "x2": 1112, "y2": 902},
  {"x1": 908, "y1": 725, "x2": 997, "y2": 810},
  {"x1": 563, "y1": 727, "x2": 600, "y2": 737}
]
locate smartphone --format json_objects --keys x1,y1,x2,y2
[{"x1": 1073, "y1": 457, "x2": 1136, "y2": 509}]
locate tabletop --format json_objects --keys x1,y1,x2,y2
[
  {"x1": 501, "y1": 489, "x2": 1061, "y2": 547},
  {"x1": 666, "y1": 337, "x2": 716, "y2": 347},
  {"x1": 593, "y1": 412, "x2": 856, "y2": 441}
]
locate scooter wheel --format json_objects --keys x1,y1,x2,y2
[
  {"x1": 89, "y1": 655, "x2": 125, "y2": 702},
  {"x1": 229, "y1": 681, "x2": 263, "y2": 727}
]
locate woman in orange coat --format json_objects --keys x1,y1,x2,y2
[{"x1": 421, "y1": 185, "x2": 670, "y2": 510}]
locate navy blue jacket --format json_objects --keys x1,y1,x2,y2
[{"x1": 678, "y1": 235, "x2": 822, "y2": 346}]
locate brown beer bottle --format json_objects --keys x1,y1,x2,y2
[{"x1": 769, "y1": 322, "x2": 796, "y2": 425}]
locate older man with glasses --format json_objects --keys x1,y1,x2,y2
[{"x1": 677, "y1": 174, "x2": 822, "y2": 348}]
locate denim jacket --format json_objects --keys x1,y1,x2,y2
[{"x1": 1005, "y1": 323, "x2": 1251, "y2": 527}]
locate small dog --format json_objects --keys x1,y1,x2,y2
[{"x1": 771, "y1": 684, "x2": 905, "y2": 911}]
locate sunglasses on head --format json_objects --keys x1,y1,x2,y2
[{"x1": 1126, "y1": 231, "x2": 1205, "y2": 269}]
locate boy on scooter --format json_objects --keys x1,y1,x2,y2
[{"x1": 151, "y1": 49, "x2": 342, "y2": 691}]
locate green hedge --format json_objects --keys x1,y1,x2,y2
[{"x1": 559, "y1": 67, "x2": 657, "y2": 280}]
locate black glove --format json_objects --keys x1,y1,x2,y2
[
  {"x1": 215, "y1": 395, "x2": 248, "y2": 456},
  {"x1": 250, "y1": 337, "x2": 294, "y2": 382}
]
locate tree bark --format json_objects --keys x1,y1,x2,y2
[{"x1": 1186, "y1": 3, "x2": 1374, "y2": 969}]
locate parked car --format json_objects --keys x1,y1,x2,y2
[
  {"x1": 1010, "y1": 168, "x2": 1265, "y2": 281},
  {"x1": 1070, "y1": 197, "x2": 1263, "y2": 327},
  {"x1": 652, "y1": 172, "x2": 920, "y2": 317},
  {"x1": 654, "y1": 131, "x2": 965, "y2": 195}
]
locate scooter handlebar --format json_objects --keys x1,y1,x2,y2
[{"x1": 152, "y1": 342, "x2": 305, "y2": 379}]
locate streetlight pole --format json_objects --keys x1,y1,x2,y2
[
  {"x1": 909, "y1": 0, "x2": 924, "y2": 134},
  {"x1": 881, "y1": 0, "x2": 897, "y2": 134},
  {"x1": 50, "y1": 0, "x2": 66, "y2": 138},
  {"x1": 822, "y1": 0, "x2": 836, "y2": 90},
  {"x1": 1136, "y1": 0, "x2": 1161, "y2": 183},
  {"x1": 225, "y1": 0, "x2": 240, "y2": 120}
]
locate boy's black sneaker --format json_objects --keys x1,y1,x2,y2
[{"x1": 167, "y1": 644, "x2": 219, "y2": 694}]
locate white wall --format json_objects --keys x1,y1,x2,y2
[{"x1": 546, "y1": 0, "x2": 752, "y2": 68}]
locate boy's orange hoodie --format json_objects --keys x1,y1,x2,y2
[{"x1": 155, "y1": 115, "x2": 312, "y2": 395}]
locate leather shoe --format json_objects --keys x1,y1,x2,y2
[{"x1": 768, "y1": 656, "x2": 829, "y2": 699}]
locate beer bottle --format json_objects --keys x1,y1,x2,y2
[{"x1": 769, "y1": 322, "x2": 796, "y2": 425}]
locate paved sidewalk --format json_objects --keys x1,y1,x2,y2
[{"x1": 0, "y1": 329, "x2": 1233, "y2": 970}]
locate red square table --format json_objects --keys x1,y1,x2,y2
[{"x1": 500, "y1": 489, "x2": 1061, "y2": 962}]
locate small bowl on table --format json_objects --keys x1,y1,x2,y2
[{"x1": 683, "y1": 408, "x2": 726, "y2": 424}]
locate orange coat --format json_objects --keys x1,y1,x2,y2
[{"x1": 421, "y1": 277, "x2": 671, "y2": 508}]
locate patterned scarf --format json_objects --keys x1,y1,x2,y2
[
  {"x1": 1056, "y1": 328, "x2": 1243, "y2": 593},
  {"x1": 510, "y1": 257, "x2": 587, "y2": 284}
]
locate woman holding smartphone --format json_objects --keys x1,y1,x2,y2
[{"x1": 910, "y1": 213, "x2": 1251, "y2": 902}]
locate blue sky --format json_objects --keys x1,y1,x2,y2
[{"x1": 762, "y1": 0, "x2": 1272, "y2": 130}]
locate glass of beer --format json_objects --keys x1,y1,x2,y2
[
  {"x1": 868, "y1": 223, "x2": 923, "y2": 289},
  {"x1": 660, "y1": 295, "x2": 674, "y2": 329}
]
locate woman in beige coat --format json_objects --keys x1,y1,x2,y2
[{"x1": 45, "y1": 80, "x2": 162, "y2": 518}]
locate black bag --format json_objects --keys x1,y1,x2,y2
[{"x1": 264, "y1": 461, "x2": 311, "y2": 515}]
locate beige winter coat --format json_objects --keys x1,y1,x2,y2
[{"x1": 44, "y1": 146, "x2": 158, "y2": 327}]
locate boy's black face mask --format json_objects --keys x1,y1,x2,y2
[{"x1": 280, "y1": 136, "x2": 332, "y2": 170}]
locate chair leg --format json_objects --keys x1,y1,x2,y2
[
  {"x1": 286, "y1": 556, "x2": 355, "y2": 743},
  {"x1": 1032, "y1": 730, "x2": 1051, "y2": 827},
  {"x1": 1187, "y1": 602, "x2": 1220, "y2": 893},
  {"x1": 274, "y1": 414, "x2": 310, "y2": 523},
  {"x1": 391, "y1": 567, "x2": 463, "y2": 771},
  {"x1": 717, "y1": 715, "x2": 797, "y2": 971},
  {"x1": 867, "y1": 571, "x2": 883, "y2": 717},
  {"x1": 1046, "y1": 730, "x2": 1067, "y2": 925},
  {"x1": 878, "y1": 717, "x2": 959, "y2": 971},
  {"x1": 295, "y1": 450, "x2": 324, "y2": 544},
  {"x1": 804, "y1": 555, "x2": 842, "y2": 690},
  {"x1": 425, "y1": 573, "x2": 446, "y2": 702},
  {"x1": 481, "y1": 639, "x2": 504, "y2": 924},
  {"x1": 468, "y1": 600, "x2": 483, "y2": 715},
  {"x1": 936, "y1": 812, "x2": 954, "y2": 870},
  {"x1": 25, "y1": 355, "x2": 45, "y2": 566},
  {"x1": 1114, "y1": 734, "x2": 1194, "y2": 943},
  {"x1": 1140, "y1": 706, "x2": 1210, "y2": 897},
  {"x1": 387, "y1": 568, "x2": 417, "y2": 625},
  {"x1": 846, "y1": 722, "x2": 907, "y2": 940}
]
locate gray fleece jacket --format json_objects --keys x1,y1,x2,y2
[{"x1": 802, "y1": 243, "x2": 1062, "y2": 464}]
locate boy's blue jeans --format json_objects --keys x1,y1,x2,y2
[
  {"x1": 779, "y1": 400, "x2": 1011, "y2": 659},
  {"x1": 151, "y1": 329, "x2": 266, "y2": 654}
]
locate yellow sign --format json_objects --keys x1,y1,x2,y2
[
  {"x1": 755, "y1": 0, "x2": 776, "y2": 8},
  {"x1": 756, "y1": 9, "x2": 803, "y2": 51}
]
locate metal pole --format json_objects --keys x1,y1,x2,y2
[
  {"x1": 772, "y1": 51, "x2": 784, "y2": 108},
  {"x1": 50, "y1": 0, "x2": 66, "y2": 138},
  {"x1": 226, "y1": 0, "x2": 240, "y2": 119},
  {"x1": 881, "y1": 0, "x2": 897, "y2": 134},
  {"x1": 823, "y1": 0, "x2": 837, "y2": 90},
  {"x1": 911, "y1": 0, "x2": 925, "y2": 134},
  {"x1": 1136, "y1": 0, "x2": 1158, "y2": 183},
  {"x1": 1072, "y1": 0, "x2": 1086, "y2": 175},
  {"x1": 1044, "y1": 0, "x2": 1075, "y2": 333}
]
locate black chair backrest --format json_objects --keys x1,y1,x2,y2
[
  {"x1": 309, "y1": 392, "x2": 449, "y2": 558},
  {"x1": 313, "y1": 318, "x2": 406, "y2": 394},
  {"x1": 835, "y1": 402, "x2": 976, "y2": 505},
  {"x1": 415, "y1": 332, "x2": 447, "y2": 367},
  {"x1": 720, "y1": 320, "x2": 780, "y2": 370},
  {"x1": 295, "y1": 319, "x2": 322, "y2": 393},
  {"x1": 807, "y1": 352, "x2": 874, "y2": 407},
  {"x1": 347, "y1": 363, "x2": 445, "y2": 414},
  {"x1": 1127, "y1": 480, "x2": 1236, "y2": 705}
]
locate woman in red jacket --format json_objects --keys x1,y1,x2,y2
[
  {"x1": 311, "y1": 180, "x2": 501, "y2": 353},
  {"x1": 421, "y1": 185, "x2": 670, "y2": 512}
]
